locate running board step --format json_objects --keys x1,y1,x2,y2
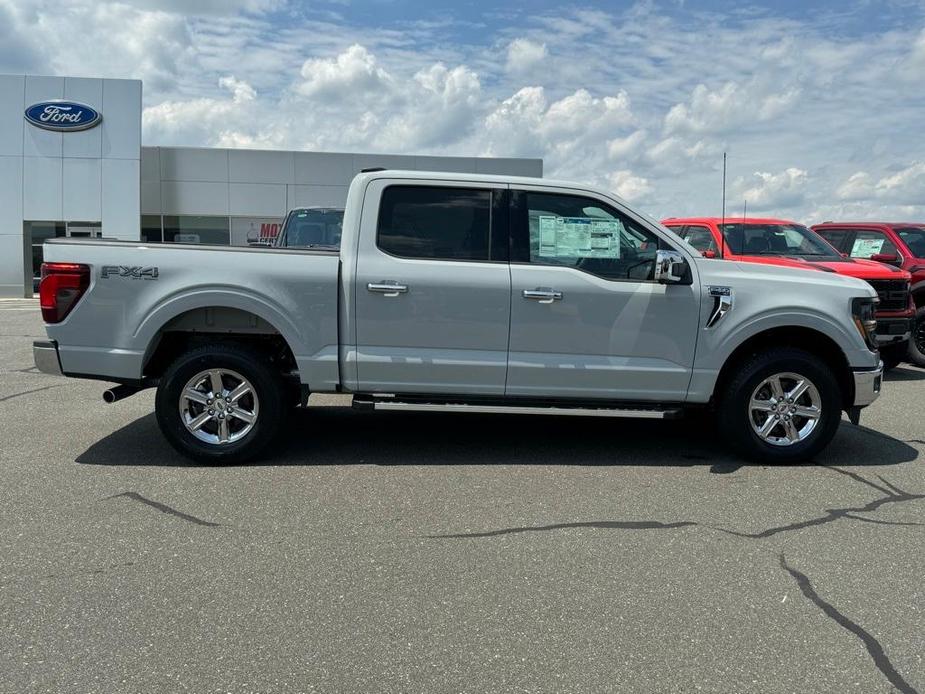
[{"x1": 353, "y1": 399, "x2": 684, "y2": 420}]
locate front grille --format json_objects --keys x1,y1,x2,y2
[{"x1": 867, "y1": 279, "x2": 910, "y2": 311}]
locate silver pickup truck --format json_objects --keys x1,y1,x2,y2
[{"x1": 34, "y1": 170, "x2": 883, "y2": 463}]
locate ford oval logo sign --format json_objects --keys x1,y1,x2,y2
[{"x1": 24, "y1": 101, "x2": 102, "y2": 132}]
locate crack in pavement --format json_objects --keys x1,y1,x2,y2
[
  {"x1": 780, "y1": 554, "x2": 919, "y2": 694},
  {"x1": 0, "y1": 384, "x2": 61, "y2": 403},
  {"x1": 428, "y1": 519, "x2": 697, "y2": 539},
  {"x1": 103, "y1": 491, "x2": 223, "y2": 528},
  {"x1": 715, "y1": 466, "x2": 925, "y2": 539},
  {"x1": 428, "y1": 468, "x2": 923, "y2": 542}
]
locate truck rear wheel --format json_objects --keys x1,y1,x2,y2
[
  {"x1": 155, "y1": 344, "x2": 285, "y2": 464},
  {"x1": 718, "y1": 347, "x2": 842, "y2": 463}
]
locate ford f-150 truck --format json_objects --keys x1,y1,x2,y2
[
  {"x1": 812, "y1": 222, "x2": 925, "y2": 367},
  {"x1": 34, "y1": 171, "x2": 884, "y2": 464},
  {"x1": 662, "y1": 217, "x2": 914, "y2": 368}
]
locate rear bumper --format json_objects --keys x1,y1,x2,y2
[
  {"x1": 852, "y1": 362, "x2": 883, "y2": 408},
  {"x1": 33, "y1": 340, "x2": 63, "y2": 376},
  {"x1": 875, "y1": 318, "x2": 910, "y2": 346}
]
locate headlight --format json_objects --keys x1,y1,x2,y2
[{"x1": 851, "y1": 296, "x2": 879, "y2": 351}]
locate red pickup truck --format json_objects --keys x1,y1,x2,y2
[
  {"x1": 662, "y1": 217, "x2": 914, "y2": 368},
  {"x1": 811, "y1": 222, "x2": 925, "y2": 367}
]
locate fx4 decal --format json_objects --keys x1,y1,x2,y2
[{"x1": 100, "y1": 265, "x2": 159, "y2": 280}]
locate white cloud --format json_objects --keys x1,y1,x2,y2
[
  {"x1": 874, "y1": 162, "x2": 925, "y2": 203},
  {"x1": 609, "y1": 170, "x2": 653, "y2": 202},
  {"x1": 664, "y1": 81, "x2": 800, "y2": 135},
  {"x1": 837, "y1": 163, "x2": 925, "y2": 205},
  {"x1": 298, "y1": 44, "x2": 391, "y2": 98},
  {"x1": 3, "y1": 2, "x2": 925, "y2": 222},
  {"x1": 735, "y1": 168, "x2": 809, "y2": 210},
  {"x1": 836, "y1": 171, "x2": 873, "y2": 201},
  {"x1": 505, "y1": 38, "x2": 547, "y2": 74}
]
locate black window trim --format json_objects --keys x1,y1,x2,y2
[
  {"x1": 509, "y1": 188, "x2": 677, "y2": 285},
  {"x1": 374, "y1": 183, "x2": 508, "y2": 265}
]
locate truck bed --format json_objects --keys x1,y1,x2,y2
[{"x1": 42, "y1": 238, "x2": 341, "y2": 388}]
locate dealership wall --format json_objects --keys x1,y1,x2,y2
[
  {"x1": 141, "y1": 147, "x2": 543, "y2": 245},
  {"x1": 0, "y1": 74, "x2": 141, "y2": 296}
]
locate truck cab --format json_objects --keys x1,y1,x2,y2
[
  {"x1": 662, "y1": 217, "x2": 914, "y2": 368},
  {"x1": 812, "y1": 222, "x2": 925, "y2": 367}
]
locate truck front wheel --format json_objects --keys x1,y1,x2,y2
[
  {"x1": 718, "y1": 347, "x2": 842, "y2": 463},
  {"x1": 155, "y1": 344, "x2": 285, "y2": 464},
  {"x1": 907, "y1": 307, "x2": 925, "y2": 368}
]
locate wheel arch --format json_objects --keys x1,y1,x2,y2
[
  {"x1": 712, "y1": 326, "x2": 855, "y2": 409},
  {"x1": 139, "y1": 301, "x2": 302, "y2": 382}
]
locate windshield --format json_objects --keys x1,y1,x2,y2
[
  {"x1": 275, "y1": 208, "x2": 344, "y2": 249},
  {"x1": 719, "y1": 223, "x2": 840, "y2": 258},
  {"x1": 896, "y1": 227, "x2": 925, "y2": 257}
]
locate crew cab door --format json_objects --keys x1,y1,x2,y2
[
  {"x1": 505, "y1": 187, "x2": 701, "y2": 401},
  {"x1": 353, "y1": 179, "x2": 511, "y2": 395}
]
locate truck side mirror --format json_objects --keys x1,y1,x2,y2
[
  {"x1": 870, "y1": 253, "x2": 899, "y2": 265},
  {"x1": 654, "y1": 250, "x2": 690, "y2": 284},
  {"x1": 702, "y1": 249, "x2": 717, "y2": 259}
]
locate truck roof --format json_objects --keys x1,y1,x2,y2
[
  {"x1": 355, "y1": 169, "x2": 627, "y2": 202},
  {"x1": 812, "y1": 221, "x2": 925, "y2": 229},
  {"x1": 662, "y1": 217, "x2": 800, "y2": 226}
]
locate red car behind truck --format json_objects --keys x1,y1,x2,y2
[
  {"x1": 812, "y1": 222, "x2": 925, "y2": 367},
  {"x1": 662, "y1": 217, "x2": 914, "y2": 368}
]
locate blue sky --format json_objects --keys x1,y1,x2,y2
[{"x1": 2, "y1": 0, "x2": 925, "y2": 222}]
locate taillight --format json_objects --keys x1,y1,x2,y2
[{"x1": 39, "y1": 262, "x2": 90, "y2": 323}]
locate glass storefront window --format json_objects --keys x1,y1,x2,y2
[
  {"x1": 141, "y1": 215, "x2": 163, "y2": 243},
  {"x1": 163, "y1": 216, "x2": 230, "y2": 245}
]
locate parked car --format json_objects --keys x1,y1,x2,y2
[
  {"x1": 812, "y1": 222, "x2": 925, "y2": 367},
  {"x1": 34, "y1": 172, "x2": 884, "y2": 464},
  {"x1": 273, "y1": 207, "x2": 344, "y2": 249},
  {"x1": 662, "y1": 217, "x2": 914, "y2": 369}
]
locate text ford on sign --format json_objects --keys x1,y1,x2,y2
[{"x1": 25, "y1": 101, "x2": 102, "y2": 131}]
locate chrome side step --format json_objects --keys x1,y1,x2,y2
[{"x1": 353, "y1": 399, "x2": 683, "y2": 420}]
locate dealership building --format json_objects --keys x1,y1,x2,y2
[{"x1": 0, "y1": 73, "x2": 542, "y2": 297}]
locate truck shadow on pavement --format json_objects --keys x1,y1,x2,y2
[
  {"x1": 883, "y1": 365, "x2": 925, "y2": 382},
  {"x1": 75, "y1": 406, "x2": 920, "y2": 469}
]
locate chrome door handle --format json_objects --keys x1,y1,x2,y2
[
  {"x1": 367, "y1": 281, "x2": 409, "y2": 297},
  {"x1": 522, "y1": 288, "x2": 563, "y2": 304}
]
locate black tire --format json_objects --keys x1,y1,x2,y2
[
  {"x1": 718, "y1": 347, "x2": 842, "y2": 464},
  {"x1": 880, "y1": 343, "x2": 906, "y2": 371},
  {"x1": 155, "y1": 343, "x2": 285, "y2": 464},
  {"x1": 907, "y1": 307, "x2": 925, "y2": 368}
]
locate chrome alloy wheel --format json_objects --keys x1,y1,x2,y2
[
  {"x1": 748, "y1": 372, "x2": 822, "y2": 447},
  {"x1": 179, "y1": 368, "x2": 259, "y2": 445}
]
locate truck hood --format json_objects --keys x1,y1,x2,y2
[
  {"x1": 735, "y1": 253, "x2": 911, "y2": 281},
  {"x1": 694, "y1": 257, "x2": 877, "y2": 297}
]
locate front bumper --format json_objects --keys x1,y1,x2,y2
[
  {"x1": 33, "y1": 340, "x2": 63, "y2": 376},
  {"x1": 875, "y1": 318, "x2": 911, "y2": 346},
  {"x1": 852, "y1": 361, "x2": 883, "y2": 408}
]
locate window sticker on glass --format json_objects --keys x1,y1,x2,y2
[
  {"x1": 851, "y1": 237, "x2": 884, "y2": 258},
  {"x1": 537, "y1": 216, "x2": 623, "y2": 259}
]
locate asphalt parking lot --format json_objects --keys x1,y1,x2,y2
[{"x1": 1, "y1": 298, "x2": 923, "y2": 694}]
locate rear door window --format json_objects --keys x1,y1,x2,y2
[
  {"x1": 377, "y1": 186, "x2": 495, "y2": 261},
  {"x1": 815, "y1": 228, "x2": 851, "y2": 253}
]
